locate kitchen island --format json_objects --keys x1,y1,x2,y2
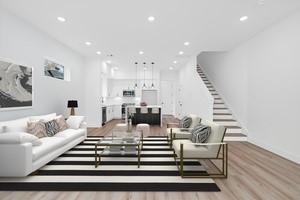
[{"x1": 126, "y1": 105, "x2": 162, "y2": 127}]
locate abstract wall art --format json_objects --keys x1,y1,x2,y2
[
  {"x1": 0, "y1": 59, "x2": 33, "y2": 110},
  {"x1": 44, "y1": 59, "x2": 64, "y2": 80}
]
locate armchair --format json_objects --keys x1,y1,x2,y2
[
  {"x1": 167, "y1": 114, "x2": 201, "y2": 146},
  {"x1": 172, "y1": 119, "x2": 227, "y2": 178}
]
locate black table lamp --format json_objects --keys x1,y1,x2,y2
[{"x1": 68, "y1": 100, "x2": 78, "y2": 116}]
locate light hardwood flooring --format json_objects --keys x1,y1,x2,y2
[{"x1": 1, "y1": 117, "x2": 299, "y2": 200}]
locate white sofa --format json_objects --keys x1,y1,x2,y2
[{"x1": 0, "y1": 113, "x2": 87, "y2": 177}]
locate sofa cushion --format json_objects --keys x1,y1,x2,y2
[
  {"x1": 66, "y1": 116, "x2": 85, "y2": 129},
  {"x1": 54, "y1": 129, "x2": 85, "y2": 144},
  {"x1": 167, "y1": 128, "x2": 192, "y2": 139},
  {"x1": 32, "y1": 137, "x2": 65, "y2": 161},
  {"x1": 29, "y1": 113, "x2": 56, "y2": 122},
  {"x1": 44, "y1": 120, "x2": 60, "y2": 137},
  {"x1": 0, "y1": 117, "x2": 29, "y2": 133},
  {"x1": 179, "y1": 116, "x2": 192, "y2": 128},
  {"x1": 191, "y1": 124, "x2": 211, "y2": 143},
  {"x1": 0, "y1": 132, "x2": 42, "y2": 146},
  {"x1": 27, "y1": 120, "x2": 47, "y2": 138},
  {"x1": 55, "y1": 115, "x2": 69, "y2": 131},
  {"x1": 173, "y1": 139, "x2": 210, "y2": 158}
]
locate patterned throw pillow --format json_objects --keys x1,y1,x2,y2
[
  {"x1": 191, "y1": 124, "x2": 211, "y2": 143},
  {"x1": 179, "y1": 116, "x2": 192, "y2": 128},
  {"x1": 55, "y1": 116, "x2": 69, "y2": 131},
  {"x1": 27, "y1": 120, "x2": 47, "y2": 138},
  {"x1": 44, "y1": 120, "x2": 60, "y2": 137}
]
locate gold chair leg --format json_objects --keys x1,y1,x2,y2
[
  {"x1": 180, "y1": 143, "x2": 184, "y2": 177},
  {"x1": 175, "y1": 144, "x2": 228, "y2": 179}
]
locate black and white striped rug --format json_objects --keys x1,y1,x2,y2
[{"x1": 0, "y1": 136, "x2": 220, "y2": 191}]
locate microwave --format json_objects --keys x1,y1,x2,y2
[{"x1": 123, "y1": 90, "x2": 135, "y2": 97}]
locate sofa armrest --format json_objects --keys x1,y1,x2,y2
[
  {"x1": 0, "y1": 143, "x2": 33, "y2": 177},
  {"x1": 190, "y1": 142, "x2": 226, "y2": 146},
  {"x1": 79, "y1": 121, "x2": 87, "y2": 129},
  {"x1": 192, "y1": 142, "x2": 226, "y2": 146},
  {"x1": 167, "y1": 122, "x2": 180, "y2": 128}
]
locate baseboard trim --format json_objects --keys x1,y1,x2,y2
[{"x1": 248, "y1": 137, "x2": 300, "y2": 164}]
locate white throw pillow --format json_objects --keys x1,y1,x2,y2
[
  {"x1": 29, "y1": 113, "x2": 57, "y2": 122},
  {"x1": 0, "y1": 132, "x2": 42, "y2": 146},
  {"x1": 66, "y1": 116, "x2": 85, "y2": 129},
  {"x1": 0, "y1": 117, "x2": 29, "y2": 133}
]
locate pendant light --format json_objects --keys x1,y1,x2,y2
[
  {"x1": 134, "y1": 62, "x2": 138, "y2": 88},
  {"x1": 142, "y1": 62, "x2": 147, "y2": 89},
  {"x1": 151, "y1": 62, "x2": 155, "y2": 89}
]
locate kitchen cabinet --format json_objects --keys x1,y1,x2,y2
[
  {"x1": 103, "y1": 105, "x2": 122, "y2": 125},
  {"x1": 113, "y1": 105, "x2": 122, "y2": 119},
  {"x1": 107, "y1": 106, "x2": 113, "y2": 122}
]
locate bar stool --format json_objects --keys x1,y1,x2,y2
[
  {"x1": 128, "y1": 107, "x2": 136, "y2": 124},
  {"x1": 151, "y1": 107, "x2": 159, "y2": 114},
  {"x1": 128, "y1": 107, "x2": 136, "y2": 115},
  {"x1": 136, "y1": 123, "x2": 150, "y2": 136},
  {"x1": 140, "y1": 106, "x2": 148, "y2": 114}
]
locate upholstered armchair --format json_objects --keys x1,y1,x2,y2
[
  {"x1": 167, "y1": 114, "x2": 201, "y2": 146},
  {"x1": 172, "y1": 119, "x2": 228, "y2": 178}
]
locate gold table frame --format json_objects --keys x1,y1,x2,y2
[{"x1": 94, "y1": 133, "x2": 143, "y2": 168}]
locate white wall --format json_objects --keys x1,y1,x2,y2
[
  {"x1": 160, "y1": 70, "x2": 179, "y2": 115},
  {"x1": 198, "y1": 11, "x2": 300, "y2": 164},
  {"x1": 178, "y1": 57, "x2": 214, "y2": 120},
  {"x1": 0, "y1": 8, "x2": 85, "y2": 121},
  {"x1": 84, "y1": 59, "x2": 102, "y2": 127}
]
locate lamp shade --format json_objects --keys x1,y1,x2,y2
[{"x1": 68, "y1": 100, "x2": 78, "y2": 108}]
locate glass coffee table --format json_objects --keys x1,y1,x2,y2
[{"x1": 94, "y1": 130, "x2": 143, "y2": 168}]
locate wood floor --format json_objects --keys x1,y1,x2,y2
[{"x1": 1, "y1": 117, "x2": 299, "y2": 200}]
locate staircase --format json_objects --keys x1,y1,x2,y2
[{"x1": 196, "y1": 65, "x2": 247, "y2": 141}]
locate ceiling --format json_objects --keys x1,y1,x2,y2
[{"x1": 1, "y1": 0, "x2": 300, "y2": 70}]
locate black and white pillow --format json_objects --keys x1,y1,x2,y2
[
  {"x1": 179, "y1": 116, "x2": 192, "y2": 128},
  {"x1": 44, "y1": 120, "x2": 60, "y2": 137},
  {"x1": 191, "y1": 124, "x2": 211, "y2": 143}
]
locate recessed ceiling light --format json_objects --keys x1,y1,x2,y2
[
  {"x1": 240, "y1": 16, "x2": 248, "y2": 22},
  {"x1": 184, "y1": 42, "x2": 190, "y2": 46},
  {"x1": 85, "y1": 41, "x2": 92, "y2": 46},
  {"x1": 107, "y1": 60, "x2": 112, "y2": 64},
  {"x1": 57, "y1": 17, "x2": 66, "y2": 22},
  {"x1": 179, "y1": 51, "x2": 184, "y2": 55},
  {"x1": 148, "y1": 16, "x2": 155, "y2": 22},
  {"x1": 96, "y1": 51, "x2": 101, "y2": 55},
  {"x1": 173, "y1": 61, "x2": 177, "y2": 64},
  {"x1": 139, "y1": 51, "x2": 144, "y2": 55},
  {"x1": 169, "y1": 66, "x2": 174, "y2": 70},
  {"x1": 258, "y1": 0, "x2": 265, "y2": 5}
]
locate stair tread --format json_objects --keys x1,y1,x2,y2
[
  {"x1": 225, "y1": 133, "x2": 246, "y2": 137},
  {"x1": 214, "y1": 119, "x2": 237, "y2": 122}
]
